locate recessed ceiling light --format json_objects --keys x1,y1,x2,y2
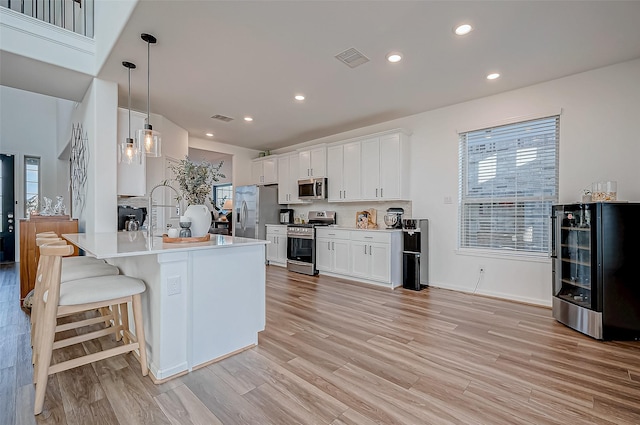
[
  {"x1": 386, "y1": 52, "x2": 402, "y2": 63},
  {"x1": 205, "y1": 133, "x2": 214, "y2": 137},
  {"x1": 244, "y1": 116, "x2": 253, "y2": 122},
  {"x1": 294, "y1": 95, "x2": 305, "y2": 101},
  {"x1": 454, "y1": 24, "x2": 473, "y2": 36},
  {"x1": 486, "y1": 73, "x2": 501, "y2": 80}
]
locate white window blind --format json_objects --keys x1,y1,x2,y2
[{"x1": 458, "y1": 116, "x2": 559, "y2": 254}]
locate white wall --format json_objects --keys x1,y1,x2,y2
[
  {"x1": 188, "y1": 148, "x2": 232, "y2": 185},
  {"x1": 69, "y1": 78, "x2": 118, "y2": 233},
  {"x1": 94, "y1": 0, "x2": 138, "y2": 73},
  {"x1": 189, "y1": 137, "x2": 261, "y2": 187},
  {"x1": 273, "y1": 59, "x2": 640, "y2": 306}
]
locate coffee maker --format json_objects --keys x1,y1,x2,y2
[
  {"x1": 383, "y1": 207, "x2": 404, "y2": 229},
  {"x1": 279, "y1": 208, "x2": 294, "y2": 224}
]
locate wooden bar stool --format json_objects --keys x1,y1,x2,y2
[
  {"x1": 33, "y1": 243, "x2": 148, "y2": 415},
  {"x1": 30, "y1": 239, "x2": 121, "y2": 351}
]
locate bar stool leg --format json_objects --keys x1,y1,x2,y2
[
  {"x1": 119, "y1": 302, "x2": 130, "y2": 344},
  {"x1": 132, "y1": 294, "x2": 148, "y2": 376},
  {"x1": 33, "y1": 295, "x2": 57, "y2": 414}
]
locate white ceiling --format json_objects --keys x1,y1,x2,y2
[{"x1": 96, "y1": 1, "x2": 640, "y2": 151}]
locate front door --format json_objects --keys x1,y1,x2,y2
[{"x1": 0, "y1": 154, "x2": 16, "y2": 262}]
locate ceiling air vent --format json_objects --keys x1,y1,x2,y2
[
  {"x1": 335, "y1": 47, "x2": 370, "y2": 68},
  {"x1": 211, "y1": 114, "x2": 234, "y2": 122}
]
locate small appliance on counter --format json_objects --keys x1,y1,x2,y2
[
  {"x1": 279, "y1": 208, "x2": 294, "y2": 224},
  {"x1": 117, "y1": 206, "x2": 147, "y2": 231},
  {"x1": 402, "y1": 218, "x2": 429, "y2": 291},
  {"x1": 383, "y1": 207, "x2": 404, "y2": 229}
]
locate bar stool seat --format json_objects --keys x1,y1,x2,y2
[
  {"x1": 44, "y1": 275, "x2": 146, "y2": 306},
  {"x1": 60, "y1": 262, "x2": 119, "y2": 282}
]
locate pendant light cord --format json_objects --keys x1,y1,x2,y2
[
  {"x1": 128, "y1": 66, "x2": 132, "y2": 139},
  {"x1": 146, "y1": 39, "x2": 150, "y2": 125}
]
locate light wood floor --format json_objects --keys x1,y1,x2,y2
[{"x1": 1, "y1": 263, "x2": 640, "y2": 424}]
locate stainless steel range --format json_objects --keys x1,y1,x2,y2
[{"x1": 287, "y1": 211, "x2": 336, "y2": 276}]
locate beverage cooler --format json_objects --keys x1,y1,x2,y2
[
  {"x1": 402, "y1": 219, "x2": 428, "y2": 290},
  {"x1": 551, "y1": 202, "x2": 640, "y2": 340}
]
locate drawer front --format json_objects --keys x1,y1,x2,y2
[
  {"x1": 266, "y1": 225, "x2": 287, "y2": 234},
  {"x1": 316, "y1": 228, "x2": 351, "y2": 240},
  {"x1": 349, "y1": 231, "x2": 390, "y2": 244}
]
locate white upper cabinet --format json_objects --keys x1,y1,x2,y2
[
  {"x1": 117, "y1": 108, "x2": 147, "y2": 196},
  {"x1": 298, "y1": 146, "x2": 326, "y2": 178},
  {"x1": 277, "y1": 153, "x2": 302, "y2": 204},
  {"x1": 362, "y1": 133, "x2": 405, "y2": 200},
  {"x1": 251, "y1": 157, "x2": 278, "y2": 185},
  {"x1": 327, "y1": 129, "x2": 410, "y2": 202},
  {"x1": 327, "y1": 142, "x2": 361, "y2": 202}
]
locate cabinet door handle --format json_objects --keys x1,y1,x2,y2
[
  {"x1": 364, "y1": 245, "x2": 367, "y2": 254},
  {"x1": 328, "y1": 241, "x2": 331, "y2": 250},
  {"x1": 344, "y1": 190, "x2": 346, "y2": 198},
  {"x1": 369, "y1": 245, "x2": 372, "y2": 255},
  {"x1": 364, "y1": 236, "x2": 373, "y2": 239},
  {"x1": 376, "y1": 188, "x2": 378, "y2": 197},
  {"x1": 332, "y1": 241, "x2": 335, "y2": 250},
  {"x1": 311, "y1": 168, "x2": 313, "y2": 176},
  {"x1": 380, "y1": 188, "x2": 383, "y2": 197}
]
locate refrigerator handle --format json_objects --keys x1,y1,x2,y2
[
  {"x1": 243, "y1": 201, "x2": 249, "y2": 231},
  {"x1": 550, "y1": 214, "x2": 557, "y2": 258}
]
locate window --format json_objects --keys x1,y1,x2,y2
[
  {"x1": 213, "y1": 183, "x2": 233, "y2": 210},
  {"x1": 458, "y1": 116, "x2": 559, "y2": 254},
  {"x1": 24, "y1": 156, "x2": 40, "y2": 214}
]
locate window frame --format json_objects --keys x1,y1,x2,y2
[
  {"x1": 24, "y1": 155, "x2": 41, "y2": 214},
  {"x1": 458, "y1": 115, "x2": 559, "y2": 256},
  {"x1": 213, "y1": 183, "x2": 233, "y2": 210}
]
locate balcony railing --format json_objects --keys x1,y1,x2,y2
[{"x1": 1, "y1": 0, "x2": 93, "y2": 37}]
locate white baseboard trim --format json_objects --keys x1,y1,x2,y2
[{"x1": 428, "y1": 281, "x2": 552, "y2": 308}]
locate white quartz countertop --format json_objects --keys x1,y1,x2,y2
[
  {"x1": 319, "y1": 226, "x2": 403, "y2": 233},
  {"x1": 62, "y1": 232, "x2": 269, "y2": 259}
]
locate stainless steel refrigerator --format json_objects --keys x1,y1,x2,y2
[{"x1": 234, "y1": 185, "x2": 279, "y2": 240}]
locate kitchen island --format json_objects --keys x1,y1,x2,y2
[{"x1": 62, "y1": 231, "x2": 268, "y2": 382}]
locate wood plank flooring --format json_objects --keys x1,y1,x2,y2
[{"x1": 1, "y1": 263, "x2": 640, "y2": 424}]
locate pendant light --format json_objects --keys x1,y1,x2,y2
[
  {"x1": 137, "y1": 33, "x2": 161, "y2": 157},
  {"x1": 119, "y1": 61, "x2": 142, "y2": 164}
]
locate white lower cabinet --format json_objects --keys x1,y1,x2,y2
[
  {"x1": 316, "y1": 228, "x2": 401, "y2": 288},
  {"x1": 317, "y1": 229, "x2": 351, "y2": 274},
  {"x1": 266, "y1": 225, "x2": 288, "y2": 266}
]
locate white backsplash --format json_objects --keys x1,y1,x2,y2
[{"x1": 289, "y1": 200, "x2": 412, "y2": 228}]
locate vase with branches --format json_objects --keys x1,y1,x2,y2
[{"x1": 165, "y1": 157, "x2": 225, "y2": 237}]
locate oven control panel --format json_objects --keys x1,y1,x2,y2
[{"x1": 287, "y1": 226, "x2": 315, "y2": 239}]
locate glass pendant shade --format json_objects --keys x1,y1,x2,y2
[
  {"x1": 138, "y1": 124, "x2": 161, "y2": 157},
  {"x1": 119, "y1": 61, "x2": 141, "y2": 164},
  {"x1": 120, "y1": 137, "x2": 142, "y2": 164},
  {"x1": 139, "y1": 33, "x2": 161, "y2": 158}
]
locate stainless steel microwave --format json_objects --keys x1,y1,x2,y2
[{"x1": 298, "y1": 178, "x2": 327, "y2": 200}]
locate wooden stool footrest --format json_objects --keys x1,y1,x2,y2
[
  {"x1": 55, "y1": 314, "x2": 114, "y2": 333},
  {"x1": 48, "y1": 343, "x2": 139, "y2": 376},
  {"x1": 52, "y1": 326, "x2": 117, "y2": 350}
]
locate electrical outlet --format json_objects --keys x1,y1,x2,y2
[
  {"x1": 167, "y1": 276, "x2": 181, "y2": 296},
  {"x1": 444, "y1": 196, "x2": 453, "y2": 204},
  {"x1": 479, "y1": 265, "x2": 486, "y2": 273}
]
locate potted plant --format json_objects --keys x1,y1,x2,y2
[{"x1": 166, "y1": 157, "x2": 225, "y2": 237}]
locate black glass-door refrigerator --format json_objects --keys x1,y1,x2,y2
[{"x1": 551, "y1": 202, "x2": 640, "y2": 340}]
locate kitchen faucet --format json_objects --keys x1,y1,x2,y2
[{"x1": 148, "y1": 183, "x2": 181, "y2": 240}]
